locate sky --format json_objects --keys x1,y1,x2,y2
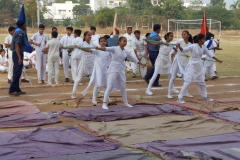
[{"x1": 202, "y1": 0, "x2": 232, "y2": 9}]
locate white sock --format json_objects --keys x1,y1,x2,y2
[{"x1": 102, "y1": 103, "x2": 109, "y2": 110}]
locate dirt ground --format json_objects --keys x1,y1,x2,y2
[{"x1": 0, "y1": 77, "x2": 239, "y2": 133}]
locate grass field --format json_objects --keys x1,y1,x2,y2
[{"x1": 0, "y1": 34, "x2": 239, "y2": 79}]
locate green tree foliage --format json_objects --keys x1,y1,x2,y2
[
  {"x1": 127, "y1": 0, "x2": 152, "y2": 15},
  {"x1": 230, "y1": 0, "x2": 239, "y2": 9},
  {"x1": 95, "y1": 7, "x2": 115, "y2": 27},
  {"x1": 63, "y1": 17, "x2": 72, "y2": 27},
  {"x1": 25, "y1": 0, "x2": 37, "y2": 29},
  {"x1": 210, "y1": 0, "x2": 226, "y2": 8},
  {"x1": 73, "y1": 3, "x2": 92, "y2": 18}
]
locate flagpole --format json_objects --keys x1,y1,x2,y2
[{"x1": 204, "y1": 10, "x2": 206, "y2": 36}]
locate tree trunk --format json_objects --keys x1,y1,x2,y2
[{"x1": 31, "y1": 19, "x2": 34, "y2": 29}]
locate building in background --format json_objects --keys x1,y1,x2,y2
[
  {"x1": 90, "y1": 0, "x2": 127, "y2": 13},
  {"x1": 183, "y1": 0, "x2": 210, "y2": 8}
]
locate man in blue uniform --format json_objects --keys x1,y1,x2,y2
[
  {"x1": 144, "y1": 24, "x2": 162, "y2": 87},
  {"x1": 9, "y1": 20, "x2": 26, "y2": 96}
]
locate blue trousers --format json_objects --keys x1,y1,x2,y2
[
  {"x1": 9, "y1": 52, "x2": 23, "y2": 93},
  {"x1": 145, "y1": 51, "x2": 160, "y2": 86}
]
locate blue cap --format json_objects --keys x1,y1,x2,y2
[{"x1": 16, "y1": 20, "x2": 25, "y2": 27}]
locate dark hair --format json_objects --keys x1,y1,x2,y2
[
  {"x1": 90, "y1": 26, "x2": 96, "y2": 31},
  {"x1": 0, "y1": 44, "x2": 3, "y2": 49},
  {"x1": 127, "y1": 26, "x2": 132, "y2": 30},
  {"x1": 118, "y1": 36, "x2": 126, "y2": 44},
  {"x1": 195, "y1": 34, "x2": 205, "y2": 43},
  {"x1": 99, "y1": 37, "x2": 106, "y2": 43},
  {"x1": 104, "y1": 35, "x2": 110, "y2": 40},
  {"x1": 83, "y1": 31, "x2": 90, "y2": 41},
  {"x1": 74, "y1": 29, "x2": 82, "y2": 37},
  {"x1": 66, "y1": 26, "x2": 73, "y2": 32},
  {"x1": 182, "y1": 30, "x2": 193, "y2": 43},
  {"x1": 206, "y1": 32, "x2": 212, "y2": 41},
  {"x1": 8, "y1": 26, "x2": 15, "y2": 32},
  {"x1": 145, "y1": 33, "x2": 150, "y2": 38},
  {"x1": 164, "y1": 32, "x2": 173, "y2": 40},
  {"x1": 193, "y1": 35, "x2": 198, "y2": 43},
  {"x1": 38, "y1": 24, "x2": 45, "y2": 29},
  {"x1": 212, "y1": 33, "x2": 215, "y2": 39},
  {"x1": 134, "y1": 30, "x2": 140, "y2": 34},
  {"x1": 51, "y1": 31, "x2": 58, "y2": 38},
  {"x1": 52, "y1": 27, "x2": 57, "y2": 31},
  {"x1": 153, "y1": 24, "x2": 161, "y2": 31}
]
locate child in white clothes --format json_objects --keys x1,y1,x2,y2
[
  {"x1": 0, "y1": 49, "x2": 8, "y2": 72},
  {"x1": 168, "y1": 30, "x2": 193, "y2": 99},
  {"x1": 30, "y1": 24, "x2": 47, "y2": 84},
  {"x1": 96, "y1": 37, "x2": 146, "y2": 110},
  {"x1": 81, "y1": 37, "x2": 112, "y2": 105},
  {"x1": 71, "y1": 31, "x2": 96, "y2": 99},
  {"x1": 177, "y1": 34, "x2": 223, "y2": 104}
]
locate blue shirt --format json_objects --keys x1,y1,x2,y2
[
  {"x1": 10, "y1": 30, "x2": 26, "y2": 53},
  {"x1": 147, "y1": 33, "x2": 161, "y2": 52}
]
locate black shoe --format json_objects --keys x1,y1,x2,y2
[
  {"x1": 19, "y1": 91, "x2": 26, "y2": 94},
  {"x1": 152, "y1": 84, "x2": 162, "y2": 87},
  {"x1": 205, "y1": 79, "x2": 208, "y2": 81},
  {"x1": 132, "y1": 73, "x2": 136, "y2": 78},
  {"x1": 21, "y1": 78, "x2": 29, "y2": 82},
  {"x1": 9, "y1": 92, "x2": 16, "y2": 95},
  {"x1": 144, "y1": 77, "x2": 149, "y2": 84},
  {"x1": 14, "y1": 92, "x2": 21, "y2": 96},
  {"x1": 65, "y1": 78, "x2": 70, "y2": 82}
]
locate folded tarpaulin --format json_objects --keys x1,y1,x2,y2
[
  {"x1": 0, "y1": 126, "x2": 118, "y2": 160},
  {"x1": 34, "y1": 148, "x2": 152, "y2": 160},
  {"x1": 60, "y1": 104, "x2": 193, "y2": 122},
  {"x1": 0, "y1": 112, "x2": 61, "y2": 128},
  {"x1": 168, "y1": 97, "x2": 240, "y2": 114},
  {"x1": 133, "y1": 132, "x2": 240, "y2": 160},
  {"x1": 0, "y1": 100, "x2": 40, "y2": 115},
  {"x1": 210, "y1": 110, "x2": 240, "y2": 123},
  {"x1": 81, "y1": 115, "x2": 240, "y2": 145}
]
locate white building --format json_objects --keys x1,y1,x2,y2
[
  {"x1": 183, "y1": 0, "x2": 210, "y2": 8},
  {"x1": 44, "y1": 1, "x2": 79, "y2": 20},
  {"x1": 90, "y1": 0, "x2": 127, "y2": 13}
]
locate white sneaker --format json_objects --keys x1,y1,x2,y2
[
  {"x1": 167, "y1": 94, "x2": 173, "y2": 99},
  {"x1": 177, "y1": 98, "x2": 185, "y2": 104},
  {"x1": 145, "y1": 90, "x2": 153, "y2": 96},
  {"x1": 38, "y1": 80, "x2": 42, "y2": 84},
  {"x1": 92, "y1": 99, "x2": 97, "y2": 106},
  {"x1": 71, "y1": 93, "x2": 76, "y2": 99},
  {"x1": 171, "y1": 88, "x2": 179, "y2": 94},
  {"x1": 102, "y1": 104, "x2": 109, "y2": 110},
  {"x1": 124, "y1": 103, "x2": 133, "y2": 108},
  {"x1": 183, "y1": 93, "x2": 194, "y2": 98},
  {"x1": 203, "y1": 97, "x2": 214, "y2": 101}
]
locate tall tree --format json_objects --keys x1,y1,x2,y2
[
  {"x1": 128, "y1": 0, "x2": 153, "y2": 15},
  {"x1": 0, "y1": 0, "x2": 20, "y2": 26},
  {"x1": 95, "y1": 7, "x2": 115, "y2": 27},
  {"x1": 230, "y1": 0, "x2": 239, "y2": 9},
  {"x1": 73, "y1": 3, "x2": 92, "y2": 18},
  {"x1": 210, "y1": 0, "x2": 226, "y2": 8}
]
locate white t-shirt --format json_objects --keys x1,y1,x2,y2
[
  {"x1": 60, "y1": 35, "x2": 74, "y2": 54},
  {"x1": 46, "y1": 38, "x2": 61, "y2": 62},
  {"x1": 204, "y1": 40, "x2": 217, "y2": 56},
  {"x1": 91, "y1": 34, "x2": 100, "y2": 46},
  {"x1": 31, "y1": 32, "x2": 47, "y2": 52},
  {"x1": 71, "y1": 37, "x2": 83, "y2": 59},
  {"x1": 49, "y1": 35, "x2": 61, "y2": 41},
  {"x1": 4, "y1": 34, "x2": 13, "y2": 57},
  {"x1": 133, "y1": 36, "x2": 147, "y2": 52},
  {"x1": 123, "y1": 33, "x2": 135, "y2": 52}
]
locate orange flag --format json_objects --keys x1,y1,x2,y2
[{"x1": 200, "y1": 11, "x2": 209, "y2": 35}]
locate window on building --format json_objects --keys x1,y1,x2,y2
[
  {"x1": 109, "y1": 1, "x2": 114, "y2": 5},
  {"x1": 58, "y1": 10, "x2": 66, "y2": 14},
  {"x1": 69, "y1": 10, "x2": 71, "y2": 12}
]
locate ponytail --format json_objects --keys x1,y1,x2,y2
[
  {"x1": 182, "y1": 30, "x2": 193, "y2": 43},
  {"x1": 164, "y1": 32, "x2": 173, "y2": 40}
]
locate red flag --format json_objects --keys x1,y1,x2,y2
[{"x1": 200, "y1": 11, "x2": 209, "y2": 35}]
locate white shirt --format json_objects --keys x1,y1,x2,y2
[
  {"x1": 46, "y1": 38, "x2": 61, "y2": 61},
  {"x1": 204, "y1": 40, "x2": 217, "y2": 56},
  {"x1": 71, "y1": 37, "x2": 83, "y2": 59},
  {"x1": 49, "y1": 35, "x2": 61, "y2": 41},
  {"x1": 0, "y1": 54, "x2": 7, "y2": 65},
  {"x1": 4, "y1": 34, "x2": 13, "y2": 57},
  {"x1": 31, "y1": 32, "x2": 47, "y2": 52},
  {"x1": 77, "y1": 41, "x2": 96, "y2": 58},
  {"x1": 91, "y1": 34, "x2": 100, "y2": 46},
  {"x1": 61, "y1": 35, "x2": 74, "y2": 53},
  {"x1": 133, "y1": 36, "x2": 147, "y2": 52},
  {"x1": 105, "y1": 46, "x2": 138, "y2": 74},
  {"x1": 123, "y1": 33, "x2": 135, "y2": 52}
]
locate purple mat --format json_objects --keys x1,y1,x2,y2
[
  {"x1": 134, "y1": 132, "x2": 240, "y2": 160},
  {"x1": 0, "y1": 126, "x2": 118, "y2": 160},
  {"x1": 210, "y1": 111, "x2": 240, "y2": 123},
  {"x1": 60, "y1": 104, "x2": 193, "y2": 122},
  {"x1": 0, "y1": 112, "x2": 61, "y2": 128}
]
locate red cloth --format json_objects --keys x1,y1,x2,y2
[{"x1": 200, "y1": 11, "x2": 209, "y2": 35}]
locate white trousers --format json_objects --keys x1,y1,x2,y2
[
  {"x1": 62, "y1": 51, "x2": 70, "y2": 78},
  {"x1": 203, "y1": 65, "x2": 216, "y2": 77},
  {"x1": 178, "y1": 81, "x2": 207, "y2": 99},
  {"x1": 103, "y1": 73, "x2": 128, "y2": 104},
  {"x1": 36, "y1": 51, "x2": 46, "y2": 81},
  {"x1": 72, "y1": 64, "x2": 84, "y2": 94},
  {"x1": 213, "y1": 63, "x2": 216, "y2": 72},
  {"x1": 168, "y1": 62, "x2": 189, "y2": 95},
  {"x1": 71, "y1": 57, "x2": 81, "y2": 82},
  {"x1": 92, "y1": 85, "x2": 106, "y2": 101},
  {"x1": 8, "y1": 57, "x2": 13, "y2": 79},
  {"x1": 48, "y1": 61, "x2": 59, "y2": 84}
]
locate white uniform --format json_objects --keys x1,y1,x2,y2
[
  {"x1": 72, "y1": 41, "x2": 96, "y2": 95},
  {"x1": 0, "y1": 54, "x2": 8, "y2": 72},
  {"x1": 48, "y1": 35, "x2": 61, "y2": 41},
  {"x1": 147, "y1": 44, "x2": 173, "y2": 92},
  {"x1": 123, "y1": 33, "x2": 137, "y2": 74},
  {"x1": 23, "y1": 52, "x2": 31, "y2": 67},
  {"x1": 103, "y1": 46, "x2": 138, "y2": 104},
  {"x1": 31, "y1": 32, "x2": 47, "y2": 81},
  {"x1": 71, "y1": 37, "x2": 83, "y2": 82},
  {"x1": 29, "y1": 51, "x2": 36, "y2": 67},
  {"x1": 133, "y1": 36, "x2": 146, "y2": 59},
  {"x1": 91, "y1": 34, "x2": 100, "y2": 46},
  {"x1": 60, "y1": 35, "x2": 74, "y2": 79},
  {"x1": 178, "y1": 44, "x2": 214, "y2": 99},
  {"x1": 203, "y1": 40, "x2": 217, "y2": 77},
  {"x1": 45, "y1": 38, "x2": 61, "y2": 85},
  {"x1": 4, "y1": 34, "x2": 13, "y2": 79},
  {"x1": 168, "y1": 39, "x2": 191, "y2": 96},
  {"x1": 81, "y1": 49, "x2": 112, "y2": 101}
]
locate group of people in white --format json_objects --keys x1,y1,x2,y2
[{"x1": 2, "y1": 23, "x2": 223, "y2": 109}]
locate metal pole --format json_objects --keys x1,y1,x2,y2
[
  {"x1": 37, "y1": 0, "x2": 40, "y2": 26},
  {"x1": 168, "y1": 19, "x2": 169, "y2": 32},
  {"x1": 209, "y1": 19, "x2": 212, "y2": 32}
]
